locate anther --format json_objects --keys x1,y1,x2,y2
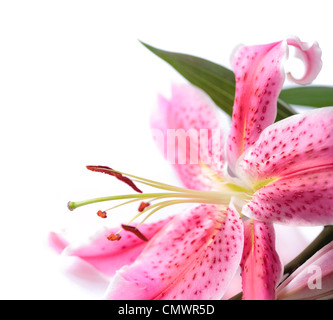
[
  {"x1": 121, "y1": 224, "x2": 149, "y2": 241},
  {"x1": 107, "y1": 233, "x2": 121, "y2": 241},
  {"x1": 97, "y1": 210, "x2": 107, "y2": 218},
  {"x1": 86, "y1": 165, "x2": 142, "y2": 193},
  {"x1": 138, "y1": 201, "x2": 150, "y2": 212}
]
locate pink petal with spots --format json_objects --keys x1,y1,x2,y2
[
  {"x1": 56, "y1": 217, "x2": 173, "y2": 277},
  {"x1": 158, "y1": 203, "x2": 243, "y2": 300},
  {"x1": 151, "y1": 84, "x2": 226, "y2": 190},
  {"x1": 277, "y1": 241, "x2": 333, "y2": 300},
  {"x1": 105, "y1": 203, "x2": 243, "y2": 300},
  {"x1": 226, "y1": 37, "x2": 322, "y2": 171},
  {"x1": 240, "y1": 220, "x2": 283, "y2": 300},
  {"x1": 242, "y1": 165, "x2": 333, "y2": 226},
  {"x1": 237, "y1": 107, "x2": 333, "y2": 184}
]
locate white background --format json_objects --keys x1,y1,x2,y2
[{"x1": 0, "y1": 0, "x2": 331, "y2": 299}]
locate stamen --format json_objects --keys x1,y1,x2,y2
[
  {"x1": 137, "y1": 199, "x2": 228, "y2": 227},
  {"x1": 110, "y1": 168, "x2": 201, "y2": 193},
  {"x1": 86, "y1": 165, "x2": 142, "y2": 193},
  {"x1": 68, "y1": 165, "x2": 255, "y2": 243},
  {"x1": 121, "y1": 224, "x2": 148, "y2": 241},
  {"x1": 105, "y1": 198, "x2": 142, "y2": 212}
]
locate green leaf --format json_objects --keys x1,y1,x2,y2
[
  {"x1": 275, "y1": 98, "x2": 298, "y2": 121},
  {"x1": 141, "y1": 41, "x2": 296, "y2": 121},
  {"x1": 141, "y1": 41, "x2": 235, "y2": 116},
  {"x1": 279, "y1": 86, "x2": 333, "y2": 108}
]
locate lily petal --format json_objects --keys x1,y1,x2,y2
[
  {"x1": 285, "y1": 37, "x2": 322, "y2": 85},
  {"x1": 105, "y1": 203, "x2": 243, "y2": 300},
  {"x1": 56, "y1": 217, "x2": 173, "y2": 277},
  {"x1": 277, "y1": 241, "x2": 333, "y2": 300},
  {"x1": 240, "y1": 219, "x2": 283, "y2": 300},
  {"x1": 227, "y1": 37, "x2": 322, "y2": 170},
  {"x1": 237, "y1": 107, "x2": 333, "y2": 185},
  {"x1": 151, "y1": 84, "x2": 226, "y2": 190},
  {"x1": 242, "y1": 165, "x2": 333, "y2": 226},
  {"x1": 49, "y1": 231, "x2": 69, "y2": 254}
]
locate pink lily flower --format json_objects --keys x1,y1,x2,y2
[
  {"x1": 53, "y1": 36, "x2": 333, "y2": 300},
  {"x1": 277, "y1": 241, "x2": 333, "y2": 300}
]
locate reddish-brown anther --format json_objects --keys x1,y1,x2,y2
[
  {"x1": 86, "y1": 165, "x2": 142, "y2": 193},
  {"x1": 121, "y1": 224, "x2": 149, "y2": 241},
  {"x1": 107, "y1": 233, "x2": 121, "y2": 241},
  {"x1": 138, "y1": 201, "x2": 150, "y2": 212},
  {"x1": 97, "y1": 210, "x2": 107, "y2": 218}
]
